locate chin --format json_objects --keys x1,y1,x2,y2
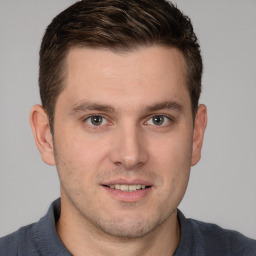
[
  {"x1": 93, "y1": 212, "x2": 168, "y2": 239},
  {"x1": 99, "y1": 222, "x2": 153, "y2": 238}
]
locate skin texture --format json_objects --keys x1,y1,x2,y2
[{"x1": 30, "y1": 46, "x2": 207, "y2": 256}]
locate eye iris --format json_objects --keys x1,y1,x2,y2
[
  {"x1": 91, "y1": 116, "x2": 102, "y2": 126},
  {"x1": 153, "y1": 115, "x2": 164, "y2": 125}
]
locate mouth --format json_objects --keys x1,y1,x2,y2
[
  {"x1": 103, "y1": 184, "x2": 151, "y2": 192},
  {"x1": 102, "y1": 181, "x2": 152, "y2": 202}
]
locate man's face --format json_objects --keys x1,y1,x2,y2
[{"x1": 49, "y1": 46, "x2": 203, "y2": 238}]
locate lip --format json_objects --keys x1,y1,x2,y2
[
  {"x1": 101, "y1": 179, "x2": 153, "y2": 202},
  {"x1": 102, "y1": 179, "x2": 152, "y2": 186}
]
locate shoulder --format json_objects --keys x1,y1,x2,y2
[
  {"x1": 176, "y1": 210, "x2": 256, "y2": 256},
  {"x1": 0, "y1": 223, "x2": 37, "y2": 255},
  {"x1": 0, "y1": 199, "x2": 70, "y2": 256},
  {"x1": 188, "y1": 218, "x2": 256, "y2": 255}
]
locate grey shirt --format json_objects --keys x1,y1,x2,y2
[{"x1": 0, "y1": 198, "x2": 255, "y2": 255}]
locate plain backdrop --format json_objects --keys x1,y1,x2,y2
[{"x1": 0, "y1": 0, "x2": 255, "y2": 239}]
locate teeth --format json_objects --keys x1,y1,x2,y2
[
  {"x1": 129, "y1": 185, "x2": 137, "y2": 191},
  {"x1": 108, "y1": 184, "x2": 148, "y2": 192},
  {"x1": 120, "y1": 185, "x2": 128, "y2": 191}
]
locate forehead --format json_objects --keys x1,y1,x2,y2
[
  {"x1": 65, "y1": 46, "x2": 187, "y2": 80},
  {"x1": 58, "y1": 46, "x2": 190, "y2": 112}
]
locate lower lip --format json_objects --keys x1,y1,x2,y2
[{"x1": 102, "y1": 186, "x2": 152, "y2": 202}]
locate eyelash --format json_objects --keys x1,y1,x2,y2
[
  {"x1": 83, "y1": 115, "x2": 109, "y2": 128},
  {"x1": 144, "y1": 115, "x2": 172, "y2": 127},
  {"x1": 83, "y1": 114, "x2": 173, "y2": 129}
]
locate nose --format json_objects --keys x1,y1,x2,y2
[{"x1": 109, "y1": 123, "x2": 148, "y2": 170}]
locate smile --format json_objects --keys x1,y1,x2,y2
[
  {"x1": 106, "y1": 184, "x2": 149, "y2": 192},
  {"x1": 103, "y1": 182, "x2": 152, "y2": 201}
]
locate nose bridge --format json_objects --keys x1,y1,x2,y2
[{"x1": 110, "y1": 120, "x2": 148, "y2": 169}]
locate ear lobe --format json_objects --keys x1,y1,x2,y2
[
  {"x1": 191, "y1": 104, "x2": 207, "y2": 166},
  {"x1": 30, "y1": 104, "x2": 56, "y2": 166}
]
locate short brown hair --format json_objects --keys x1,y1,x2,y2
[{"x1": 39, "y1": 0, "x2": 202, "y2": 133}]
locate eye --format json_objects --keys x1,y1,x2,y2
[
  {"x1": 146, "y1": 115, "x2": 171, "y2": 126},
  {"x1": 85, "y1": 115, "x2": 107, "y2": 126}
]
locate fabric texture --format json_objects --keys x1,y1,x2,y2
[{"x1": 0, "y1": 198, "x2": 255, "y2": 256}]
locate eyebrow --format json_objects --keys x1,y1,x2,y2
[
  {"x1": 145, "y1": 100, "x2": 183, "y2": 113},
  {"x1": 71, "y1": 100, "x2": 183, "y2": 114},
  {"x1": 72, "y1": 101, "x2": 115, "y2": 113}
]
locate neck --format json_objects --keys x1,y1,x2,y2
[{"x1": 56, "y1": 198, "x2": 180, "y2": 256}]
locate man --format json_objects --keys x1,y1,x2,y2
[{"x1": 0, "y1": 0, "x2": 255, "y2": 255}]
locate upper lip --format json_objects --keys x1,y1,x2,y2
[{"x1": 102, "y1": 179, "x2": 152, "y2": 186}]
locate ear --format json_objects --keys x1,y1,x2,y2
[
  {"x1": 30, "y1": 104, "x2": 56, "y2": 166},
  {"x1": 191, "y1": 104, "x2": 207, "y2": 166}
]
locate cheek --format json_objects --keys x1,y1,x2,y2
[
  {"x1": 151, "y1": 129, "x2": 193, "y2": 166},
  {"x1": 55, "y1": 128, "x2": 105, "y2": 162},
  {"x1": 153, "y1": 141, "x2": 192, "y2": 212},
  {"x1": 150, "y1": 130, "x2": 193, "y2": 191},
  {"x1": 53, "y1": 129, "x2": 111, "y2": 185}
]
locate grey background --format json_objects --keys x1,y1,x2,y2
[{"x1": 0, "y1": 0, "x2": 255, "y2": 239}]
